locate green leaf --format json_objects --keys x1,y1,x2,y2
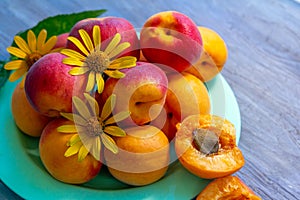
[{"x1": 17, "y1": 9, "x2": 106, "y2": 40}]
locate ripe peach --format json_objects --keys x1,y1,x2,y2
[
  {"x1": 185, "y1": 26, "x2": 228, "y2": 82},
  {"x1": 67, "y1": 17, "x2": 140, "y2": 59},
  {"x1": 25, "y1": 52, "x2": 86, "y2": 117},
  {"x1": 104, "y1": 125, "x2": 169, "y2": 186},
  {"x1": 53, "y1": 32, "x2": 69, "y2": 49},
  {"x1": 39, "y1": 118, "x2": 102, "y2": 184},
  {"x1": 11, "y1": 82, "x2": 52, "y2": 137},
  {"x1": 100, "y1": 61, "x2": 168, "y2": 126},
  {"x1": 140, "y1": 11, "x2": 202, "y2": 72}
]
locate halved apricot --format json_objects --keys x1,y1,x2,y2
[
  {"x1": 175, "y1": 114, "x2": 245, "y2": 179},
  {"x1": 196, "y1": 175, "x2": 261, "y2": 200}
]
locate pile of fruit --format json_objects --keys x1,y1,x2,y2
[{"x1": 5, "y1": 10, "x2": 261, "y2": 199}]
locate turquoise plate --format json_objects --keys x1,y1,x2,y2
[{"x1": 0, "y1": 74, "x2": 241, "y2": 200}]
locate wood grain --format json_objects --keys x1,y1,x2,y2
[{"x1": 0, "y1": 0, "x2": 299, "y2": 199}]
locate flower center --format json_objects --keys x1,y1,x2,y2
[
  {"x1": 26, "y1": 52, "x2": 42, "y2": 67},
  {"x1": 86, "y1": 116, "x2": 103, "y2": 137},
  {"x1": 85, "y1": 49, "x2": 110, "y2": 73}
]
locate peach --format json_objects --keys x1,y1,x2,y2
[
  {"x1": 39, "y1": 118, "x2": 102, "y2": 184},
  {"x1": 184, "y1": 26, "x2": 228, "y2": 82},
  {"x1": 67, "y1": 17, "x2": 140, "y2": 59},
  {"x1": 53, "y1": 32, "x2": 69, "y2": 49},
  {"x1": 11, "y1": 82, "x2": 52, "y2": 137},
  {"x1": 140, "y1": 11, "x2": 202, "y2": 72},
  {"x1": 100, "y1": 61, "x2": 168, "y2": 126},
  {"x1": 25, "y1": 52, "x2": 86, "y2": 117},
  {"x1": 104, "y1": 125, "x2": 169, "y2": 186}
]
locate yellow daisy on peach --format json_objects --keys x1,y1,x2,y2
[{"x1": 61, "y1": 25, "x2": 137, "y2": 93}]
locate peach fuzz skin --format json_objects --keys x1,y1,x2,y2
[
  {"x1": 140, "y1": 11, "x2": 202, "y2": 72},
  {"x1": 67, "y1": 17, "x2": 140, "y2": 59},
  {"x1": 39, "y1": 118, "x2": 102, "y2": 184},
  {"x1": 25, "y1": 52, "x2": 86, "y2": 117},
  {"x1": 53, "y1": 32, "x2": 69, "y2": 49},
  {"x1": 100, "y1": 61, "x2": 168, "y2": 126}
]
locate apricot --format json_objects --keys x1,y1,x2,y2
[
  {"x1": 104, "y1": 125, "x2": 169, "y2": 186},
  {"x1": 157, "y1": 72, "x2": 210, "y2": 140},
  {"x1": 39, "y1": 118, "x2": 102, "y2": 184},
  {"x1": 11, "y1": 82, "x2": 52, "y2": 137},
  {"x1": 185, "y1": 26, "x2": 228, "y2": 82},
  {"x1": 175, "y1": 114, "x2": 245, "y2": 179},
  {"x1": 196, "y1": 176, "x2": 261, "y2": 200}
]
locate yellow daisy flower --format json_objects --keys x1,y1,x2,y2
[
  {"x1": 57, "y1": 93, "x2": 130, "y2": 161},
  {"x1": 61, "y1": 25, "x2": 137, "y2": 94},
  {"x1": 4, "y1": 29, "x2": 59, "y2": 87}
]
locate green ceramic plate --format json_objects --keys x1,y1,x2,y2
[{"x1": 0, "y1": 74, "x2": 241, "y2": 199}]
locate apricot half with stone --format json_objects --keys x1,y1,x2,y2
[{"x1": 175, "y1": 114, "x2": 244, "y2": 179}]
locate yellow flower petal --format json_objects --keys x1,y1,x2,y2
[
  {"x1": 67, "y1": 134, "x2": 81, "y2": 146},
  {"x1": 101, "y1": 133, "x2": 118, "y2": 154},
  {"x1": 90, "y1": 136, "x2": 101, "y2": 161},
  {"x1": 96, "y1": 73, "x2": 104, "y2": 94},
  {"x1": 37, "y1": 29, "x2": 47, "y2": 51},
  {"x1": 40, "y1": 36, "x2": 57, "y2": 55},
  {"x1": 4, "y1": 60, "x2": 27, "y2": 70},
  {"x1": 72, "y1": 96, "x2": 91, "y2": 120},
  {"x1": 104, "y1": 33, "x2": 121, "y2": 55},
  {"x1": 79, "y1": 29, "x2": 94, "y2": 52},
  {"x1": 67, "y1": 36, "x2": 90, "y2": 56},
  {"x1": 93, "y1": 25, "x2": 101, "y2": 50},
  {"x1": 84, "y1": 93, "x2": 100, "y2": 117},
  {"x1": 60, "y1": 112, "x2": 75, "y2": 122},
  {"x1": 7, "y1": 47, "x2": 27, "y2": 59},
  {"x1": 104, "y1": 69, "x2": 125, "y2": 79},
  {"x1": 108, "y1": 42, "x2": 130, "y2": 59},
  {"x1": 104, "y1": 126, "x2": 126, "y2": 137},
  {"x1": 72, "y1": 113, "x2": 88, "y2": 126},
  {"x1": 57, "y1": 124, "x2": 78, "y2": 133},
  {"x1": 69, "y1": 66, "x2": 89, "y2": 75},
  {"x1": 63, "y1": 57, "x2": 84, "y2": 67},
  {"x1": 61, "y1": 49, "x2": 86, "y2": 61},
  {"x1": 27, "y1": 30, "x2": 37, "y2": 52},
  {"x1": 105, "y1": 111, "x2": 131, "y2": 125},
  {"x1": 8, "y1": 67, "x2": 27, "y2": 82},
  {"x1": 109, "y1": 56, "x2": 137, "y2": 69},
  {"x1": 64, "y1": 141, "x2": 83, "y2": 157},
  {"x1": 100, "y1": 94, "x2": 116, "y2": 120},
  {"x1": 14, "y1": 35, "x2": 31, "y2": 54},
  {"x1": 86, "y1": 71, "x2": 96, "y2": 92},
  {"x1": 78, "y1": 145, "x2": 89, "y2": 162}
]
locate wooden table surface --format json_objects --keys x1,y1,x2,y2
[{"x1": 0, "y1": 0, "x2": 299, "y2": 199}]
